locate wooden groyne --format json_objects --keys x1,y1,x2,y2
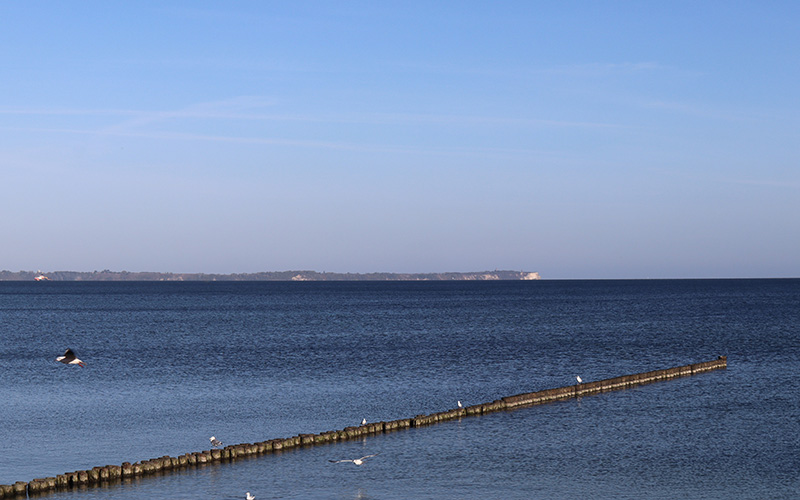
[{"x1": 2, "y1": 356, "x2": 726, "y2": 498}]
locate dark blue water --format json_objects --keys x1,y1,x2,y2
[{"x1": 0, "y1": 280, "x2": 798, "y2": 499}]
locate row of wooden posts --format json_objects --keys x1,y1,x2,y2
[{"x1": 1, "y1": 356, "x2": 727, "y2": 498}]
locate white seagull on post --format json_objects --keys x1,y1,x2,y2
[
  {"x1": 329, "y1": 453, "x2": 378, "y2": 466},
  {"x1": 56, "y1": 348, "x2": 86, "y2": 367}
]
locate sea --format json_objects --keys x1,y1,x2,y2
[{"x1": 0, "y1": 279, "x2": 797, "y2": 500}]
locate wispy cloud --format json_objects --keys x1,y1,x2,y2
[
  {"x1": 0, "y1": 98, "x2": 620, "y2": 130},
  {"x1": 650, "y1": 166, "x2": 800, "y2": 191},
  {"x1": 311, "y1": 111, "x2": 619, "y2": 129},
  {"x1": 723, "y1": 177, "x2": 800, "y2": 190},
  {"x1": 636, "y1": 98, "x2": 759, "y2": 122},
  {"x1": 536, "y1": 61, "x2": 667, "y2": 77},
  {"x1": 0, "y1": 98, "x2": 619, "y2": 131},
  {"x1": 2, "y1": 124, "x2": 569, "y2": 162},
  {"x1": 0, "y1": 107, "x2": 141, "y2": 117},
  {"x1": 97, "y1": 96, "x2": 280, "y2": 133},
  {"x1": 0, "y1": 96, "x2": 621, "y2": 164}
]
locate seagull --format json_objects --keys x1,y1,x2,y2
[
  {"x1": 56, "y1": 348, "x2": 86, "y2": 367},
  {"x1": 457, "y1": 400, "x2": 463, "y2": 408},
  {"x1": 329, "y1": 453, "x2": 378, "y2": 466},
  {"x1": 209, "y1": 436, "x2": 223, "y2": 448},
  {"x1": 246, "y1": 492, "x2": 255, "y2": 500},
  {"x1": 576, "y1": 376, "x2": 583, "y2": 384},
  {"x1": 361, "y1": 418, "x2": 367, "y2": 425}
]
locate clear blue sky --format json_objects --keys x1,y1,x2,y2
[{"x1": 2, "y1": 1, "x2": 798, "y2": 279}]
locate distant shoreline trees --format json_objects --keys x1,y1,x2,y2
[{"x1": 0, "y1": 270, "x2": 540, "y2": 282}]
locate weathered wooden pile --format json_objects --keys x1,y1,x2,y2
[{"x1": 1, "y1": 356, "x2": 727, "y2": 498}]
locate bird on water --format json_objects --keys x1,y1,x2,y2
[
  {"x1": 576, "y1": 376, "x2": 583, "y2": 384},
  {"x1": 329, "y1": 453, "x2": 378, "y2": 466},
  {"x1": 361, "y1": 418, "x2": 367, "y2": 425},
  {"x1": 56, "y1": 348, "x2": 86, "y2": 367},
  {"x1": 210, "y1": 436, "x2": 223, "y2": 448},
  {"x1": 246, "y1": 492, "x2": 255, "y2": 500},
  {"x1": 457, "y1": 400, "x2": 463, "y2": 408}
]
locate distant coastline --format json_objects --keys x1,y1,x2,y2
[{"x1": 1, "y1": 270, "x2": 541, "y2": 282}]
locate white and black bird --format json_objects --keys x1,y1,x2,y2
[
  {"x1": 245, "y1": 492, "x2": 255, "y2": 500},
  {"x1": 209, "y1": 436, "x2": 223, "y2": 448},
  {"x1": 56, "y1": 348, "x2": 86, "y2": 367},
  {"x1": 576, "y1": 376, "x2": 583, "y2": 384},
  {"x1": 329, "y1": 453, "x2": 378, "y2": 466}
]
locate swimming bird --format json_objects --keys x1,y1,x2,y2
[
  {"x1": 329, "y1": 453, "x2": 378, "y2": 466},
  {"x1": 457, "y1": 400, "x2": 463, "y2": 408},
  {"x1": 576, "y1": 376, "x2": 583, "y2": 384},
  {"x1": 209, "y1": 436, "x2": 223, "y2": 448},
  {"x1": 361, "y1": 418, "x2": 367, "y2": 425},
  {"x1": 246, "y1": 492, "x2": 255, "y2": 500},
  {"x1": 56, "y1": 348, "x2": 86, "y2": 367}
]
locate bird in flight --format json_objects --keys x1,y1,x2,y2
[
  {"x1": 56, "y1": 348, "x2": 86, "y2": 367},
  {"x1": 329, "y1": 453, "x2": 378, "y2": 466},
  {"x1": 210, "y1": 436, "x2": 223, "y2": 448}
]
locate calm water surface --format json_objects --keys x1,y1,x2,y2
[{"x1": 0, "y1": 280, "x2": 798, "y2": 499}]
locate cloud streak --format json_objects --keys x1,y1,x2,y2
[
  {"x1": 649, "y1": 166, "x2": 800, "y2": 191},
  {"x1": 0, "y1": 101, "x2": 618, "y2": 130},
  {"x1": 1, "y1": 123, "x2": 572, "y2": 163},
  {"x1": 537, "y1": 61, "x2": 668, "y2": 77}
]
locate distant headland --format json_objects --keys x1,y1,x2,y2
[{"x1": 1, "y1": 270, "x2": 541, "y2": 282}]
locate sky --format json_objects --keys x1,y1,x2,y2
[{"x1": 1, "y1": 1, "x2": 798, "y2": 279}]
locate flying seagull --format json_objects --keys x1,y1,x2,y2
[
  {"x1": 246, "y1": 492, "x2": 255, "y2": 500},
  {"x1": 56, "y1": 348, "x2": 86, "y2": 367},
  {"x1": 329, "y1": 453, "x2": 378, "y2": 466},
  {"x1": 576, "y1": 376, "x2": 583, "y2": 384},
  {"x1": 210, "y1": 436, "x2": 223, "y2": 448}
]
